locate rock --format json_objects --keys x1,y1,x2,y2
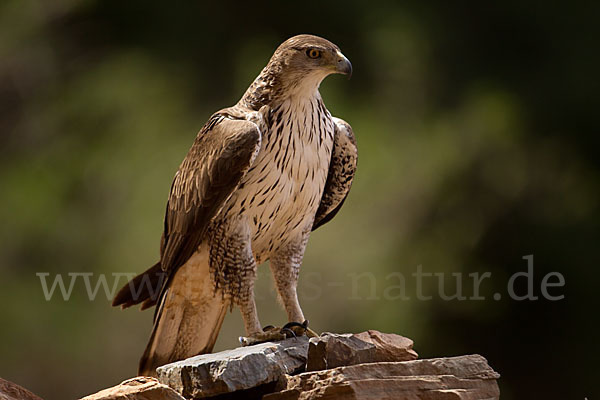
[
  {"x1": 0, "y1": 377, "x2": 43, "y2": 400},
  {"x1": 156, "y1": 336, "x2": 309, "y2": 399},
  {"x1": 306, "y1": 330, "x2": 418, "y2": 371},
  {"x1": 80, "y1": 377, "x2": 184, "y2": 400},
  {"x1": 264, "y1": 354, "x2": 500, "y2": 400},
  {"x1": 83, "y1": 331, "x2": 500, "y2": 399}
]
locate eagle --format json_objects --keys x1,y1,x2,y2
[{"x1": 112, "y1": 34, "x2": 358, "y2": 376}]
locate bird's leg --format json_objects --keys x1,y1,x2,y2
[
  {"x1": 238, "y1": 293, "x2": 288, "y2": 346},
  {"x1": 239, "y1": 231, "x2": 318, "y2": 347},
  {"x1": 233, "y1": 250, "x2": 285, "y2": 346},
  {"x1": 209, "y1": 220, "x2": 283, "y2": 346},
  {"x1": 238, "y1": 291, "x2": 306, "y2": 345},
  {"x1": 238, "y1": 288, "x2": 262, "y2": 337},
  {"x1": 237, "y1": 274, "x2": 289, "y2": 346},
  {"x1": 269, "y1": 266, "x2": 318, "y2": 338},
  {"x1": 272, "y1": 269, "x2": 305, "y2": 324},
  {"x1": 235, "y1": 243, "x2": 290, "y2": 346},
  {"x1": 269, "y1": 232, "x2": 318, "y2": 338}
]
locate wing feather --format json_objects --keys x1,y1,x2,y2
[
  {"x1": 313, "y1": 117, "x2": 357, "y2": 230},
  {"x1": 112, "y1": 108, "x2": 265, "y2": 313},
  {"x1": 155, "y1": 110, "x2": 262, "y2": 313}
]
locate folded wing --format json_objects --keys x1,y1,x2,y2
[{"x1": 313, "y1": 117, "x2": 358, "y2": 230}]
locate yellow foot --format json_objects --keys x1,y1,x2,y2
[
  {"x1": 282, "y1": 320, "x2": 319, "y2": 338},
  {"x1": 239, "y1": 320, "x2": 319, "y2": 346}
]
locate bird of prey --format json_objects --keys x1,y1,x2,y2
[{"x1": 112, "y1": 34, "x2": 357, "y2": 376}]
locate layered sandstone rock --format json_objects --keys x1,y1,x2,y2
[
  {"x1": 306, "y1": 330, "x2": 418, "y2": 371},
  {"x1": 80, "y1": 377, "x2": 184, "y2": 400},
  {"x1": 156, "y1": 337, "x2": 309, "y2": 398},
  {"x1": 265, "y1": 355, "x2": 500, "y2": 400},
  {"x1": 0, "y1": 377, "x2": 43, "y2": 400},
  {"x1": 81, "y1": 331, "x2": 500, "y2": 400}
]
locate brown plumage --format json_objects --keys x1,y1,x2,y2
[{"x1": 113, "y1": 34, "x2": 357, "y2": 376}]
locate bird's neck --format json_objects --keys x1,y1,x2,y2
[{"x1": 239, "y1": 64, "x2": 325, "y2": 110}]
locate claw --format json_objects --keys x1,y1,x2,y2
[
  {"x1": 280, "y1": 327, "x2": 296, "y2": 338},
  {"x1": 301, "y1": 320, "x2": 319, "y2": 338},
  {"x1": 281, "y1": 320, "x2": 318, "y2": 337},
  {"x1": 282, "y1": 321, "x2": 305, "y2": 330},
  {"x1": 240, "y1": 320, "x2": 318, "y2": 347}
]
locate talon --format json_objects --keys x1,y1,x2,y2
[
  {"x1": 301, "y1": 320, "x2": 319, "y2": 338},
  {"x1": 240, "y1": 320, "x2": 317, "y2": 347},
  {"x1": 282, "y1": 321, "x2": 305, "y2": 330},
  {"x1": 280, "y1": 327, "x2": 296, "y2": 338}
]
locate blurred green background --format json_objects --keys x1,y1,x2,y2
[{"x1": 1, "y1": 1, "x2": 598, "y2": 399}]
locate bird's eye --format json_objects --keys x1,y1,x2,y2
[{"x1": 306, "y1": 49, "x2": 321, "y2": 59}]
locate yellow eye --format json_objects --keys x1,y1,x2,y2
[{"x1": 307, "y1": 49, "x2": 321, "y2": 59}]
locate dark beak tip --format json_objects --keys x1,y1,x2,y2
[{"x1": 338, "y1": 59, "x2": 353, "y2": 79}]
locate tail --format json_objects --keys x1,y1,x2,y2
[
  {"x1": 136, "y1": 250, "x2": 228, "y2": 377},
  {"x1": 112, "y1": 262, "x2": 165, "y2": 310}
]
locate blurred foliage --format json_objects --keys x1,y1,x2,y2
[{"x1": 1, "y1": 1, "x2": 599, "y2": 399}]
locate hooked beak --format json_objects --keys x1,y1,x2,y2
[{"x1": 335, "y1": 52, "x2": 352, "y2": 79}]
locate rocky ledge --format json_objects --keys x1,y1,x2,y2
[{"x1": 78, "y1": 330, "x2": 499, "y2": 400}]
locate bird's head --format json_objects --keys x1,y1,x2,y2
[{"x1": 266, "y1": 34, "x2": 352, "y2": 95}]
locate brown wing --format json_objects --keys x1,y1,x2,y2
[
  {"x1": 111, "y1": 108, "x2": 264, "y2": 312},
  {"x1": 156, "y1": 110, "x2": 262, "y2": 302},
  {"x1": 313, "y1": 117, "x2": 358, "y2": 230}
]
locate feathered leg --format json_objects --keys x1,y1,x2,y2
[
  {"x1": 209, "y1": 220, "x2": 266, "y2": 339},
  {"x1": 269, "y1": 234, "x2": 308, "y2": 323},
  {"x1": 237, "y1": 281, "x2": 262, "y2": 336},
  {"x1": 266, "y1": 230, "x2": 317, "y2": 338}
]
